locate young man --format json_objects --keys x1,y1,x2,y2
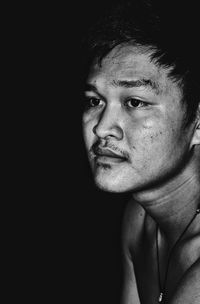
[{"x1": 82, "y1": 1, "x2": 200, "y2": 303}]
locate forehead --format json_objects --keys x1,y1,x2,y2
[{"x1": 87, "y1": 45, "x2": 173, "y2": 93}]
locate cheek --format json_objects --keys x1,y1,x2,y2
[
  {"x1": 125, "y1": 114, "x2": 180, "y2": 154},
  {"x1": 82, "y1": 119, "x2": 95, "y2": 148}
]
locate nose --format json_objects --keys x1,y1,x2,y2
[{"x1": 93, "y1": 106, "x2": 123, "y2": 140}]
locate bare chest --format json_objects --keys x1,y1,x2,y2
[{"x1": 130, "y1": 234, "x2": 200, "y2": 304}]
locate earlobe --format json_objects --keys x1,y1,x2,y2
[
  {"x1": 190, "y1": 102, "x2": 200, "y2": 147},
  {"x1": 191, "y1": 112, "x2": 200, "y2": 147}
]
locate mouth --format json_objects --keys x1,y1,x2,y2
[{"x1": 93, "y1": 147, "x2": 128, "y2": 164}]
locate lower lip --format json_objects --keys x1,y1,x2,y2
[{"x1": 95, "y1": 156, "x2": 127, "y2": 164}]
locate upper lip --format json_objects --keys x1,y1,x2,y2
[{"x1": 93, "y1": 147, "x2": 126, "y2": 159}]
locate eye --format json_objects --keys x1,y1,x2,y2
[
  {"x1": 85, "y1": 97, "x2": 103, "y2": 108},
  {"x1": 125, "y1": 98, "x2": 146, "y2": 108}
]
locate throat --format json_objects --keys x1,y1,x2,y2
[{"x1": 133, "y1": 173, "x2": 200, "y2": 242}]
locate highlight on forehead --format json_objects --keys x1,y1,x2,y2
[{"x1": 86, "y1": 46, "x2": 165, "y2": 95}]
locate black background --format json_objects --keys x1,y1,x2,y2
[
  {"x1": 26, "y1": 1, "x2": 200, "y2": 303},
  {"x1": 20, "y1": 1, "x2": 130, "y2": 303},
  {"x1": 8, "y1": 0, "x2": 200, "y2": 302}
]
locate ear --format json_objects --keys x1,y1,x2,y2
[{"x1": 190, "y1": 103, "x2": 200, "y2": 146}]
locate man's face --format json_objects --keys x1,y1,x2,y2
[{"x1": 82, "y1": 45, "x2": 194, "y2": 193}]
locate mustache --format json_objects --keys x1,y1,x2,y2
[{"x1": 89, "y1": 141, "x2": 130, "y2": 160}]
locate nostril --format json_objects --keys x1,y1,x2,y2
[{"x1": 92, "y1": 125, "x2": 97, "y2": 135}]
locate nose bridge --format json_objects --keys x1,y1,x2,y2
[{"x1": 94, "y1": 103, "x2": 123, "y2": 139}]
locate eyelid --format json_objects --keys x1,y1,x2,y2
[
  {"x1": 85, "y1": 96, "x2": 104, "y2": 103},
  {"x1": 84, "y1": 91, "x2": 106, "y2": 101},
  {"x1": 125, "y1": 95, "x2": 153, "y2": 103},
  {"x1": 125, "y1": 96, "x2": 144, "y2": 101}
]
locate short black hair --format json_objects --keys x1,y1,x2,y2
[{"x1": 82, "y1": 0, "x2": 200, "y2": 125}]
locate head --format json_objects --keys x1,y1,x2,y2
[{"x1": 82, "y1": 0, "x2": 200, "y2": 193}]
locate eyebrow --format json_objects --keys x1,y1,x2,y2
[
  {"x1": 112, "y1": 79, "x2": 160, "y2": 93},
  {"x1": 85, "y1": 79, "x2": 160, "y2": 94},
  {"x1": 84, "y1": 83, "x2": 99, "y2": 94}
]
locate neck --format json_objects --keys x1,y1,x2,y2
[{"x1": 132, "y1": 163, "x2": 200, "y2": 244}]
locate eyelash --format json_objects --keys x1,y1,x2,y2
[
  {"x1": 84, "y1": 97, "x2": 148, "y2": 110},
  {"x1": 124, "y1": 98, "x2": 147, "y2": 108},
  {"x1": 84, "y1": 97, "x2": 104, "y2": 110}
]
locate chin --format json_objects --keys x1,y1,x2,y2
[
  {"x1": 94, "y1": 181, "x2": 126, "y2": 193},
  {"x1": 92, "y1": 164, "x2": 125, "y2": 192},
  {"x1": 94, "y1": 173, "x2": 137, "y2": 193},
  {"x1": 91, "y1": 161, "x2": 156, "y2": 193}
]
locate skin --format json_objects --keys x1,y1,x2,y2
[{"x1": 82, "y1": 44, "x2": 200, "y2": 304}]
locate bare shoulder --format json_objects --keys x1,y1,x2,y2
[{"x1": 169, "y1": 258, "x2": 200, "y2": 304}]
